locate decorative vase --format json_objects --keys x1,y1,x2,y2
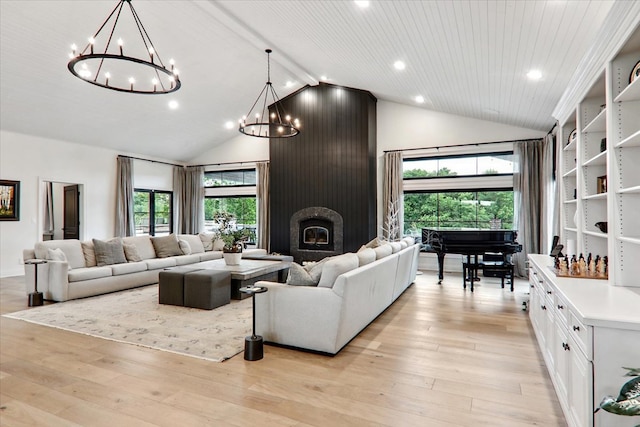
[{"x1": 223, "y1": 243, "x2": 243, "y2": 266}]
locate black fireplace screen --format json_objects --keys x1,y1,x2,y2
[{"x1": 304, "y1": 226, "x2": 329, "y2": 245}]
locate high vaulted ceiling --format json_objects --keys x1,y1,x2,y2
[{"x1": 0, "y1": 0, "x2": 614, "y2": 162}]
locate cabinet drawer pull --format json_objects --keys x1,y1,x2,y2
[
  {"x1": 547, "y1": 290, "x2": 552, "y2": 294},
  {"x1": 573, "y1": 325, "x2": 580, "y2": 331},
  {"x1": 557, "y1": 304, "x2": 564, "y2": 309},
  {"x1": 562, "y1": 342, "x2": 570, "y2": 351},
  {"x1": 541, "y1": 305, "x2": 547, "y2": 310}
]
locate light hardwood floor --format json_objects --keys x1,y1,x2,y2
[{"x1": 0, "y1": 271, "x2": 565, "y2": 426}]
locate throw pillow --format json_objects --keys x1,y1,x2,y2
[
  {"x1": 123, "y1": 243, "x2": 143, "y2": 262},
  {"x1": 317, "y1": 253, "x2": 359, "y2": 288},
  {"x1": 81, "y1": 241, "x2": 97, "y2": 267},
  {"x1": 399, "y1": 240, "x2": 408, "y2": 249},
  {"x1": 364, "y1": 237, "x2": 384, "y2": 248},
  {"x1": 303, "y1": 258, "x2": 328, "y2": 283},
  {"x1": 47, "y1": 248, "x2": 68, "y2": 263},
  {"x1": 212, "y1": 238, "x2": 225, "y2": 251},
  {"x1": 373, "y1": 243, "x2": 393, "y2": 260},
  {"x1": 151, "y1": 234, "x2": 183, "y2": 258},
  {"x1": 179, "y1": 235, "x2": 205, "y2": 254},
  {"x1": 356, "y1": 247, "x2": 376, "y2": 266},
  {"x1": 178, "y1": 239, "x2": 192, "y2": 255},
  {"x1": 199, "y1": 232, "x2": 216, "y2": 251},
  {"x1": 92, "y1": 238, "x2": 127, "y2": 266},
  {"x1": 286, "y1": 263, "x2": 317, "y2": 286}
]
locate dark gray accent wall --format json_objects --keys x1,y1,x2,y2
[{"x1": 269, "y1": 83, "x2": 377, "y2": 256}]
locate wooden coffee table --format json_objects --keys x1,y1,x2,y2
[{"x1": 192, "y1": 259, "x2": 291, "y2": 299}]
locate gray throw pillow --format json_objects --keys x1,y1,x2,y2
[
  {"x1": 151, "y1": 234, "x2": 183, "y2": 258},
  {"x1": 286, "y1": 263, "x2": 317, "y2": 286},
  {"x1": 92, "y1": 238, "x2": 127, "y2": 266},
  {"x1": 123, "y1": 243, "x2": 143, "y2": 262}
]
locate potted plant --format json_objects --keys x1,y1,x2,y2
[{"x1": 213, "y1": 212, "x2": 250, "y2": 265}]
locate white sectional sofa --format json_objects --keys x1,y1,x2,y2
[
  {"x1": 23, "y1": 234, "x2": 266, "y2": 302},
  {"x1": 254, "y1": 238, "x2": 420, "y2": 355}
]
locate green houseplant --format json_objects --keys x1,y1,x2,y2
[{"x1": 213, "y1": 212, "x2": 250, "y2": 265}]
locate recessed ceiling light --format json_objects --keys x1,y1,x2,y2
[
  {"x1": 285, "y1": 81, "x2": 294, "y2": 88},
  {"x1": 168, "y1": 100, "x2": 179, "y2": 110},
  {"x1": 394, "y1": 60, "x2": 406, "y2": 71},
  {"x1": 354, "y1": 1, "x2": 370, "y2": 8},
  {"x1": 225, "y1": 121, "x2": 234, "y2": 129},
  {"x1": 320, "y1": 75, "x2": 327, "y2": 81},
  {"x1": 527, "y1": 69, "x2": 542, "y2": 80},
  {"x1": 415, "y1": 95, "x2": 425, "y2": 104}
]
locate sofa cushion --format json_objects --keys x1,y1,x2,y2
[
  {"x1": 199, "y1": 251, "x2": 223, "y2": 261},
  {"x1": 199, "y1": 232, "x2": 216, "y2": 251},
  {"x1": 110, "y1": 261, "x2": 148, "y2": 276},
  {"x1": 145, "y1": 257, "x2": 177, "y2": 270},
  {"x1": 356, "y1": 247, "x2": 376, "y2": 266},
  {"x1": 389, "y1": 242, "x2": 402, "y2": 253},
  {"x1": 81, "y1": 241, "x2": 97, "y2": 267},
  {"x1": 174, "y1": 254, "x2": 202, "y2": 265},
  {"x1": 151, "y1": 234, "x2": 183, "y2": 258},
  {"x1": 178, "y1": 239, "x2": 192, "y2": 255},
  {"x1": 123, "y1": 243, "x2": 143, "y2": 262},
  {"x1": 92, "y1": 238, "x2": 127, "y2": 266},
  {"x1": 35, "y1": 240, "x2": 86, "y2": 269},
  {"x1": 286, "y1": 263, "x2": 317, "y2": 286},
  {"x1": 122, "y1": 236, "x2": 157, "y2": 260},
  {"x1": 317, "y1": 253, "x2": 359, "y2": 288},
  {"x1": 399, "y1": 240, "x2": 408, "y2": 249},
  {"x1": 402, "y1": 236, "x2": 415, "y2": 246},
  {"x1": 178, "y1": 234, "x2": 205, "y2": 254},
  {"x1": 373, "y1": 243, "x2": 393, "y2": 260},
  {"x1": 213, "y1": 238, "x2": 225, "y2": 251},
  {"x1": 68, "y1": 266, "x2": 113, "y2": 282}
]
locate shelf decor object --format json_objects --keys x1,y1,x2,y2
[
  {"x1": 67, "y1": 0, "x2": 181, "y2": 94},
  {"x1": 630, "y1": 60, "x2": 640, "y2": 83},
  {"x1": 597, "y1": 175, "x2": 607, "y2": 194},
  {"x1": 568, "y1": 128, "x2": 577, "y2": 146},
  {"x1": 238, "y1": 49, "x2": 300, "y2": 139}
]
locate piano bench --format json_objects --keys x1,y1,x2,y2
[
  {"x1": 462, "y1": 260, "x2": 482, "y2": 291},
  {"x1": 480, "y1": 261, "x2": 514, "y2": 291}
]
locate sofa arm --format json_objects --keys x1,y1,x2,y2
[
  {"x1": 254, "y1": 281, "x2": 344, "y2": 354},
  {"x1": 43, "y1": 260, "x2": 70, "y2": 302}
]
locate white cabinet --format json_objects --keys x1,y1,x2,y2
[{"x1": 528, "y1": 254, "x2": 640, "y2": 427}]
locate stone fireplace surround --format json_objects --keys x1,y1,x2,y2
[{"x1": 290, "y1": 207, "x2": 343, "y2": 263}]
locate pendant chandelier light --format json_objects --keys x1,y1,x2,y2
[
  {"x1": 239, "y1": 49, "x2": 300, "y2": 138},
  {"x1": 67, "y1": 0, "x2": 180, "y2": 94}
]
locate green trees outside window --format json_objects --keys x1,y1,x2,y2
[
  {"x1": 403, "y1": 152, "x2": 514, "y2": 235},
  {"x1": 204, "y1": 197, "x2": 257, "y2": 243},
  {"x1": 134, "y1": 190, "x2": 172, "y2": 236}
]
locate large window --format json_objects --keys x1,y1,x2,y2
[
  {"x1": 134, "y1": 190, "x2": 172, "y2": 236},
  {"x1": 203, "y1": 168, "x2": 258, "y2": 244},
  {"x1": 403, "y1": 151, "x2": 514, "y2": 235}
]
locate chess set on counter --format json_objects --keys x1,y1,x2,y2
[{"x1": 553, "y1": 253, "x2": 608, "y2": 280}]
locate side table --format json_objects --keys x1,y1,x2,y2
[
  {"x1": 239, "y1": 285, "x2": 268, "y2": 361},
  {"x1": 24, "y1": 259, "x2": 47, "y2": 307}
]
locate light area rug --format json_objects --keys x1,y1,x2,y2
[{"x1": 3, "y1": 285, "x2": 252, "y2": 362}]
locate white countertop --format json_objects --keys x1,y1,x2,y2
[{"x1": 529, "y1": 254, "x2": 640, "y2": 330}]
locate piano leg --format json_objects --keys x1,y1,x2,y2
[{"x1": 437, "y1": 253, "x2": 445, "y2": 284}]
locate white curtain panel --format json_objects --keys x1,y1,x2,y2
[
  {"x1": 43, "y1": 181, "x2": 54, "y2": 234},
  {"x1": 383, "y1": 151, "x2": 403, "y2": 241},
  {"x1": 256, "y1": 161, "x2": 270, "y2": 251},
  {"x1": 183, "y1": 166, "x2": 204, "y2": 234},
  {"x1": 115, "y1": 156, "x2": 135, "y2": 237}
]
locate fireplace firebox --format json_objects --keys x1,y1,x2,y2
[{"x1": 290, "y1": 207, "x2": 343, "y2": 263}]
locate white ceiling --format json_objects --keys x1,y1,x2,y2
[{"x1": 0, "y1": 0, "x2": 615, "y2": 162}]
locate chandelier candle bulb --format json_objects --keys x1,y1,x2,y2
[
  {"x1": 105, "y1": 72, "x2": 110, "y2": 86},
  {"x1": 148, "y1": 47, "x2": 154, "y2": 63}
]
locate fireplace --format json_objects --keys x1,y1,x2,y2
[{"x1": 290, "y1": 207, "x2": 343, "y2": 263}]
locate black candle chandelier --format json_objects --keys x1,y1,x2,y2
[
  {"x1": 67, "y1": 0, "x2": 180, "y2": 94},
  {"x1": 239, "y1": 49, "x2": 300, "y2": 138}
]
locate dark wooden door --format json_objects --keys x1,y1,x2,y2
[{"x1": 63, "y1": 185, "x2": 80, "y2": 240}]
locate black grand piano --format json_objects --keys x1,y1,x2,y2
[{"x1": 422, "y1": 228, "x2": 522, "y2": 291}]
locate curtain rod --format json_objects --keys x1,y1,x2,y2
[
  {"x1": 188, "y1": 160, "x2": 269, "y2": 168},
  {"x1": 118, "y1": 154, "x2": 182, "y2": 167},
  {"x1": 383, "y1": 137, "x2": 543, "y2": 154}
]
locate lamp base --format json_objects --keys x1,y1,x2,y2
[
  {"x1": 28, "y1": 292, "x2": 43, "y2": 307},
  {"x1": 244, "y1": 335, "x2": 263, "y2": 361}
]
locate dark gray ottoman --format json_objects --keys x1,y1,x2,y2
[
  {"x1": 184, "y1": 270, "x2": 231, "y2": 310},
  {"x1": 158, "y1": 267, "x2": 202, "y2": 306}
]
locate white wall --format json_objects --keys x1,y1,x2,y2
[
  {"x1": 0, "y1": 130, "x2": 175, "y2": 277},
  {"x1": 188, "y1": 133, "x2": 270, "y2": 166}
]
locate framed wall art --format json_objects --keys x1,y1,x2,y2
[{"x1": 0, "y1": 180, "x2": 20, "y2": 221}]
